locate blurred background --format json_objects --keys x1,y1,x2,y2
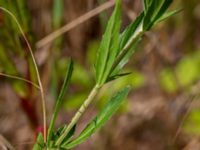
[{"x1": 0, "y1": 0, "x2": 200, "y2": 149}]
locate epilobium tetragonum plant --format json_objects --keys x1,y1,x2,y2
[{"x1": 0, "y1": 0, "x2": 179, "y2": 149}]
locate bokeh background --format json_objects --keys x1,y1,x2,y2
[{"x1": 0, "y1": 0, "x2": 200, "y2": 149}]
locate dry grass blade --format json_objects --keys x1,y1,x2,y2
[
  {"x1": 0, "y1": 7, "x2": 47, "y2": 143},
  {"x1": 0, "y1": 134, "x2": 15, "y2": 150},
  {"x1": 36, "y1": 1, "x2": 115, "y2": 49},
  {"x1": 0, "y1": 72, "x2": 40, "y2": 90}
]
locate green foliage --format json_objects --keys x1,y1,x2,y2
[
  {"x1": 155, "y1": 9, "x2": 182, "y2": 24},
  {"x1": 0, "y1": 45, "x2": 28, "y2": 97},
  {"x1": 48, "y1": 60, "x2": 73, "y2": 146},
  {"x1": 50, "y1": 0, "x2": 65, "y2": 99},
  {"x1": 95, "y1": 0, "x2": 121, "y2": 85},
  {"x1": 0, "y1": 0, "x2": 31, "y2": 34},
  {"x1": 52, "y1": 125, "x2": 76, "y2": 147},
  {"x1": 110, "y1": 13, "x2": 144, "y2": 76},
  {"x1": 62, "y1": 87, "x2": 130, "y2": 149},
  {"x1": 34, "y1": 0, "x2": 176, "y2": 148},
  {"x1": 0, "y1": 0, "x2": 176, "y2": 149},
  {"x1": 97, "y1": 69, "x2": 144, "y2": 111},
  {"x1": 96, "y1": 0, "x2": 175, "y2": 86},
  {"x1": 143, "y1": 0, "x2": 173, "y2": 31},
  {"x1": 0, "y1": 0, "x2": 36, "y2": 97},
  {"x1": 33, "y1": 133, "x2": 44, "y2": 150}
]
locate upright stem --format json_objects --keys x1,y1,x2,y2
[
  {"x1": 0, "y1": 7, "x2": 47, "y2": 143},
  {"x1": 55, "y1": 84, "x2": 100, "y2": 146}
]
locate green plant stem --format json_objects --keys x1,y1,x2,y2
[
  {"x1": 0, "y1": 7, "x2": 47, "y2": 143},
  {"x1": 55, "y1": 84, "x2": 100, "y2": 146},
  {"x1": 55, "y1": 25, "x2": 144, "y2": 146}
]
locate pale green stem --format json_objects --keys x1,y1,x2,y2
[
  {"x1": 55, "y1": 84, "x2": 100, "y2": 146},
  {"x1": 0, "y1": 7, "x2": 47, "y2": 143}
]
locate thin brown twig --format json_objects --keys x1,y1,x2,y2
[
  {"x1": 0, "y1": 7, "x2": 47, "y2": 143},
  {"x1": 0, "y1": 72, "x2": 40, "y2": 90},
  {"x1": 36, "y1": 1, "x2": 115, "y2": 49}
]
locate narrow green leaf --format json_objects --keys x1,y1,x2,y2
[
  {"x1": 95, "y1": 0, "x2": 121, "y2": 85},
  {"x1": 16, "y1": 0, "x2": 31, "y2": 32},
  {"x1": 32, "y1": 143, "x2": 43, "y2": 150},
  {"x1": 143, "y1": 0, "x2": 164, "y2": 30},
  {"x1": 155, "y1": 9, "x2": 182, "y2": 24},
  {"x1": 52, "y1": 125, "x2": 67, "y2": 141},
  {"x1": 143, "y1": 0, "x2": 148, "y2": 13},
  {"x1": 32, "y1": 133, "x2": 44, "y2": 150},
  {"x1": 52, "y1": 0, "x2": 64, "y2": 29},
  {"x1": 62, "y1": 87, "x2": 130, "y2": 149},
  {"x1": 100, "y1": 9, "x2": 121, "y2": 84},
  {"x1": 51, "y1": 125, "x2": 76, "y2": 147},
  {"x1": 50, "y1": 0, "x2": 65, "y2": 99},
  {"x1": 120, "y1": 13, "x2": 144, "y2": 49},
  {"x1": 142, "y1": 0, "x2": 153, "y2": 13},
  {"x1": 143, "y1": 0, "x2": 173, "y2": 31},
  {"x1": 61, "y1": 125, "x2": 76, "y2": 145},
  {"x1": 106, "y1": 72, "x2": 132, "y2": 82},
  {"x1": 114, "y1": 37, "x2": 141, "y2": 74},
  {"x1": 153, "y1": 0, "x2": 173, "y2": 23},
  {"x1": 48, "y1": 60, "x2": 73, "y2": 145},
  {"x1": 109, "y1": 13, "x2": 144, "y2": 76}
]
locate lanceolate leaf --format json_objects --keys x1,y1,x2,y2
[
  {"x1": 111, "y1": 37, "x2": 141, "y2": 76},
  {"x1": 106, "y1": 72, "x2": 132, "y2": 83},
  {"x1": 62, "y1": 87, "x2": 130, "y2": 149},
  {"x1": 52, "y1": 125, "x2": 76, "y2": 146},
  {"x1": 33, "y1": 133, "x2": 44, "y2": 150},
  {"x1": 52, "y1": 125, "x2": 67, "y2": 141},
  {"x1": 95, "y1": 0, "x2": 121, "y2": 85},
  {"x1": 100, "y1": 15, "x2": 121, "y2": 84},
  {"x1": 143, "y1": 0, "x2": 173, "y2": 31},
  {"x1": 153, "y1": 0, "x2": 173, "y2": 23},
  {"x1": 61, "y1": 125, "x2": 76, "y2": 145},
  {"x1": 155, "y1": 9, "x2": 182, "y2": 24},
  {"x1": 119, "y1": 13, "x2": 144, "y2": 51},
  {"x1": 47, "y1": 60, "x2": 73, "y2": 145},
  {"x1": 143, "y1": 0, "x2": 153, "y2": 13},
  {"x1": 110, "y1": 13, "x2": 144, "y2": 76}
]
